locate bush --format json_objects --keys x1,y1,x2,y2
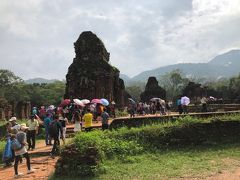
[
  {"x1": 115, "y1": 109, "x2": 128, "y2": 117},
  {"x1": 56, "y1": 114, "x2": 240, "y2": 177},
  {"x1": 56, "y1": 130, "x2": 143, "y2": 176}
]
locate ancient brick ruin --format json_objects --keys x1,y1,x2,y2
[
  {"x1": 182, "y1": 82, "x2": 207, "y2": 103},
  {"x1": 0, "y1": 101, "x2": 31, "y2": 120},
  {"x1": 65, "y1": 31, "x2": 128, "y2": 107},
  {"x1": 140, "y1": 77, "x2": 166, "y2": 102}
]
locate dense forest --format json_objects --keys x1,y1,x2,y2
[{"x1": 0, "y1": 69, "x2": 65, "y2": 108}]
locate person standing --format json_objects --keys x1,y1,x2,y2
[
  {"x1": 39, "y1": 106, "x2": 46, "y2": 120},
  {"x1": 177, "y1": 97, "x2": 183, "y2": 114},
  {"x1": 73, "y1": 112, "x2": 82, "y2": 132},
  {"x1": 201, "y1": 97, "x2": 208, "y2": 112},
  {"x1": 156, "y1": 101, "x2": 161, "y2": 116},
  {"x1": 59, "y1": 114, "x2": 68, "y2": 144},
  {"x1": 110, "y1": 101, "x2": 116, "y2": 118},
  {"x1": 27, "y1": 115, "x2": 39, "y2": 151},
  {"x1": 7, "y1": 117, "x2": 21, "y2": 167},
  {"x1": 181, "y1": 96, "x2": 190, "y2": 114},
  {"x1": 12, "y1": 123, "x2": 35, "y2": 178},
  {"x1": 9, "y1": 117, "x2": 21, "y2": 134},
  {"x1": 101, "y1": 108, "x2": 110, "y2": 130},
  {"x1": 3, "y1": 122, "x2": 14, "y2": 167},
  {"x1": 165, "y1": 101, "x2": 172, "y2": 115},
  {"x1": 49, "y1": 115, "x2": 63, "y2": 158},
  {"x1": 83, "y1": 109, "x2": 93, "y2": 132},
  {"x1": 44, "y1": 113, "x2": 52, "y2": 146},
  {"x1": 128, "y1": 103, "x2": 135, "y2": 118}
]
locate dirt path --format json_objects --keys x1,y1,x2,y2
[
  {"x1": 206, "y1": 167, "x2": 240, "y2": 180},
  {"x1": 0, "y1": 140, "x2": 57, "y2": 180}
]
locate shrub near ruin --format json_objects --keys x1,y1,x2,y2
[
  {"x1": 55, "y1": 115, "x2": 240, "y2": 177},
  {"x1": 55, "y1": 130, "x2": 143, "y2": 176}
]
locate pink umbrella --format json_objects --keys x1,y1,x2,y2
[
  {"x1": 73, "y1": 99, "x2": 84, "y2": 107},
  {"x1": 91, "y1": 99, "x2": 101, "y2": 104},
  {"x1": 60, "y1": 99, "x2": 71, "y2": 106}
]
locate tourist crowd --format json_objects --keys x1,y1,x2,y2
[
  {"x1": 2, "y1": 99, "x2": 113, "y2": 178},
  {"x1": 127, "y1": 95, "x2": 192, "y2": 117},
  {"x1": 2, "y1": 95, "x2": 216, "y2": 178}
]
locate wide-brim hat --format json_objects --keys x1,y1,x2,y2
[
  {"x1": 20, "y1": 123, "x2": 29, "y2": 130},
  {"x1": 9, "y1": 117, "x2": 17, "y2": 122}
]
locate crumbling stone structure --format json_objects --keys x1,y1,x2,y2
[
  {"x1": 65, "y1": 31, "x2": 127, "y2": 107},
  {"x1": 0, "y1": 100, "x2": 31, "y2": 120},
  {"x1": 140, "y1": 77, "x2": 166, "y2": 102},
  {"x1": 182, "y1": 82, "x2": 207, "y2": 103}
]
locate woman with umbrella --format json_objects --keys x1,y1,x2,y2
[
  {"x1": 181, "y1": 95, "x2": 190, "y2": 114},
  {"x1": 128, "y1": 98, "x2": 136, "y2": 118},
  {"x1": 73, "y1": 111, "x2": 81, "y2": 132}
]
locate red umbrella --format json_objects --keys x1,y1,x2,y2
[
  {"x1": 91, "y1": 99, "x2": 101, "y2": 104},
  {"x1": 60, "y1": 99, "x2": 71, "y2": 106}
]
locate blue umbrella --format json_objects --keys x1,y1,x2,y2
[{"x1": 100, "y1": 98, "x2": 109, "y2": 106}]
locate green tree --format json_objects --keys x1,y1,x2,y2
[
  {"x1": 229, "y1": 74, "x2": 240, "y2": 100},
  {"x1": 126, "y1": 86, "x2": 143, "y2": 101},
  {"x1": 0, "y1": 69, "x2": 22, "y2": 88},
  {"x1": 159, "y1": 69, "x2": 189, "y2": 100},
  {"x1": 0, "y1": 69, "x2": 24, "y2": 104},
  {"x1": 23, "y1": 81, "x2": 65, "y2": 106}
]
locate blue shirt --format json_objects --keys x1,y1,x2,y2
[
  {"x1": 44, "y1": 117, "x2": 51, "y2": 128},
  {"x1": 177, "y1": 99, "x2": 181, "y2": 106}
]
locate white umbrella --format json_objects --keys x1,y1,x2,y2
[
  {"x1": 150, "y1": 97, "x2": 162, "y2": 102},
  {"x1": 209, "y1": 96, "x2": 216, "y2": 101},
  {"x1": 73, "y1": 99, "x2": 84, "y2": 107},
  {"x1": 160, "y1": 99, "x2": 165, "y2": 106},
  {"x1": 181, "y1": 96, "x2": 190, "y2": 105},
  {"x1": 81, "y1": 99, "x2": 90, "y2": 104}
]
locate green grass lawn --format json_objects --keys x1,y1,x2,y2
[
  {"x1": 97, "y1": 143, "x2": 240, "y2": 180},
  {"x1": 50, "y1": 142, "x2": 240, "y2": 180}
]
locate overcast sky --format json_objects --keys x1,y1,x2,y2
[{"x1": 0, "y1": 0, "x2": 240, "y2": 80}]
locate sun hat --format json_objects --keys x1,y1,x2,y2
[
  {"x1": 20, "y1": 123, "x2": 29, "y2": 130},
  {"x1": 9, "y1": 117, "x2": 17, "y2": 122}
]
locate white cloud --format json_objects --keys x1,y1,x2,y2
[{"x1": 0, "y1": 0, "x2": 239, "y2": 79}]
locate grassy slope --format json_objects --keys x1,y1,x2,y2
[
  {"x1": 51, "y1": 114, "x2": 240, "y2": 179},
  {"x1": 50, "y1": 143, "x2": 240, "y2": 180},
  {"x1": 99, "y1": 143, "x2": 240, "y2": 180}
]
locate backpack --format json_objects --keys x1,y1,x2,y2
[
  {"x1": 11, "y1": 139, "x2": 22, "y2": 151},
  {"x1": 48, "y1": 121, "x2": 58, "y2": 137},
  {"x1": 32, "y1": 109, "x2": 38, "y2": 115}
]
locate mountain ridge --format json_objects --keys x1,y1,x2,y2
[
  {"x1": 25, "y1": 78, "x2": 63, "y2": 84},
  {"x1": 129, "y1": 49, "x2": 240, "y2": 83}
]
